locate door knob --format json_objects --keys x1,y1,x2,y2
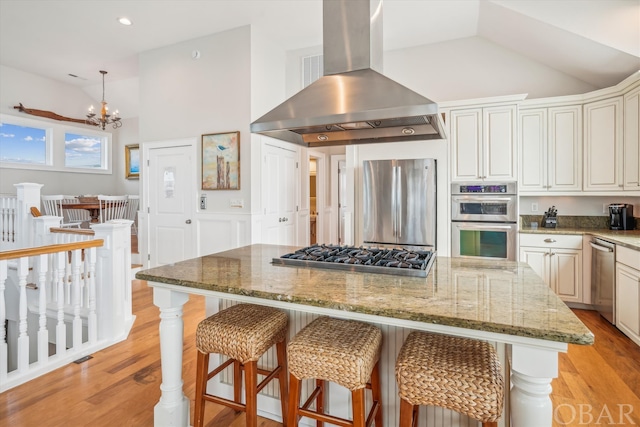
[{"x1": 185, "y1": 219, "x2": 192, "y2": 224}]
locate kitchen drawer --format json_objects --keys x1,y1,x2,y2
[
  {"x1": 618, "y1": 246, "x2": 640, "y2": 269},
  {"x1": 519, "y1": 233, "x2": 583, "y2": 249}
]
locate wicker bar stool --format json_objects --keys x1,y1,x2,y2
[
  {"x1": 287, "y1": 316, "x2": 383, "y2": 427},
  {"x1": 395, "y1": 331, "x2": 504, "y2": 427},
  {"x1": 194, "y1": 303, "x2": 288, "y2": 427}
]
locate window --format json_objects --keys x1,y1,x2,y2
[
  {"x1": 65, "y1": 132, "x2": 105, "y2": 169},
  {"x1": 0, "y1": 122, "x2": 48, "y2": 165},
  {"x1": 0, "y1": 113, "x2": 111, "y2": 174}
]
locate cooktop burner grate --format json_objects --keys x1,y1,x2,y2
[{"x1": 273, "y1": 244, "x2": 436, "y2": 277}]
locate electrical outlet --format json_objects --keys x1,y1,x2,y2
[
  {"x1": 531, "y1": 203, "x2": 538, "y2": 212},
  {"x1": 603, "y1": 203, "x2": 608, "y2": 214}
]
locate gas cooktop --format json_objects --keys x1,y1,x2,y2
[{"x1": 273, "y1": 244, "x2": 436, "y2": 278}]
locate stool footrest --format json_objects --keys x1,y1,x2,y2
[
  {"x1": 300, "y1": 385, "x2": 322, "y2": 412},
  {"x1": 365, "y1": 401, "x2": 380, "y2": 427},
  {"x1": 207, "y1": 358, "x2": 234, "y2": 381},
  {"x1": 256, "y1": 365, "x2": 282, "y2": 394},
  {"x1": 203, "y1": 394, "x2": 245, "y2": 412},
  {"x1": 298, "y1": 407, "x2": 353, "y2": 427}
]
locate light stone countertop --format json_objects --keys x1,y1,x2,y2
[
  {"x1": 520, "y1": 227, "x2": 640, "y2": 250},
  {"x1": 136, "y1": 244, "x2": 593, "y2": 346}
]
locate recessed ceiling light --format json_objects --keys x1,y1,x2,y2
[{"x1": 118, "y1": 17, "x2": 132, "y2": 26}]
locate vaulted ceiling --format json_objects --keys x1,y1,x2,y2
[{"x1": 1, "y1": 0, "x2": 638, "y2": 118}]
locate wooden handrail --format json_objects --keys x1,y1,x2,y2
[
  {"x1": 49, "y1": 228, "x2": 95, "y2": 235},
  {"x1": 0, "y1": 239, "x2": 104, "y2": 261},
  {"x1": 30, "y1": 206, "x2": 42, "y2": 217}
]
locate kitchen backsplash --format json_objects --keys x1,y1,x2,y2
[{"x1": 520, "y1": 215, "x2": 639, "y2": 230}]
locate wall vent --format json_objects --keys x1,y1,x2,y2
[{"x1": 302, "y1": 54, "x2": 323, "y2": 88}]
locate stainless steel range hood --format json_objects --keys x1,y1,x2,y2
[{"x1": 250, "y1": 0, "x2": 446, "y2": 148}]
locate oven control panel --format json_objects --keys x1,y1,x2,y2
[{"x1": 452, "y1": 182, "x2": 517, "y2": 195}]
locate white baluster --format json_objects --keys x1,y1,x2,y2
[
  {"x1": 54, "y1": 251, "x2": 66, "y2": 357},
  {"x1": 0, "y1": 260, "x2": 8, "y2": 384},
  {"x1": 71, "y1": 249, "x2": 82, "y2": 349},
  {"x1": 16, "y1": 256, "x2": 29, "y2": 373},
  {"x1": 37, "y1": 254, "x2": 49, "y2": 364},
  {"x1": 87, "y1": 247, "x2": 97, "y2": 343}
]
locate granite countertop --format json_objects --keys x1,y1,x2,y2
[
  {"x1": 136, "y1": 244, "x2": 594, "y2": 346},
  {"x1": 519, "y1": 227, "x2": 640, "y2": 250}
]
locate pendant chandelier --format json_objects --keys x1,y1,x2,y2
[{"x1": 86, "y1": 70, "x2": 122, "y2": 130}]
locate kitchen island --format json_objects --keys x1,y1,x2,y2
[{"x1": 137, "y1": 244, "x2": 593, "y2": 427}]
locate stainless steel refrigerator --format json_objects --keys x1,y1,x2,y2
[{"x1": 362, "y1": 159, "x2": 436, "y2": 249}]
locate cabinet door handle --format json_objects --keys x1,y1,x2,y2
[
  {"x1": 550, "y1": 252, "x2": 556, "y2": 256},
  {"x1": 544, "y1": 238, "x2": 556, "y2": 243}
]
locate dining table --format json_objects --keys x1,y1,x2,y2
[{"x1": 61, "y1": 201, "x2": 101, "y2": 223}]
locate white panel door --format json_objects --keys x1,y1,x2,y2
[
  {"x1": 548, "y1": 105, "x2": 582, "y2": 191},
  {"x1": 450, "y1": 109, "x2": 482, "y2": 182},
  {"x1": 484, "y1": 105, "x2": 516, "y2": 181},
  {"x1": 550, "y1": 249, "x2": 582, "y2": 302},
  {"x1": 584, "y1": 97, "x2": 623, "y2": 191},
  {"x1": 624, "y1": 86, "x2": 640, "y2": 190},
  {"x1": 262, "y1": 143, "x2": 297, "y2": 245},
  {"x1": 519, "y1": 109, "x2": 547, "y2": 192},
  {"x1": 148, "y1": 144, "x2": 195, "y2": 267},
  {"x1": 519, "y1": 247, "x2": 549, "y2": 285}
]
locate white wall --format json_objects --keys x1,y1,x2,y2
[
  {"x1": 139, "y1": 25, "x2": 253, "y2": 214},
  {"x1": 115, "y1": 117, "x2": 140, "y2": 196},
  {"x1": 384, "y1": 36, "x2": 597, "y2": 102},
  {"x1": 0, "y1": 65, "x2": 121, "y2": 195}
]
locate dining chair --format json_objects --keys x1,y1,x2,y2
[
  {"x1": 125, "y1": 195, "x2": 139, "y2": 234},
  {"x1": 98, "y1": 195, "x2": 129, "y2": 223},
  {"x1": 41, "y1": 195, "x2": 83, "y2": 228},
  {"x1": 62, "y1": 196, "x2": 91, "y2": 228}
]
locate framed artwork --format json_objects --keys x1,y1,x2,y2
[
  {"x1": 202, "y1": 131, "x2": 240, "y2": 190},
  {"x1": 125, "y1": 144, "x2": 140, "y2": 179}
]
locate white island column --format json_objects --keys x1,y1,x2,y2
[
  {"x1": 510, "y1": 343, "x2": 566, "y2": 427},
  {"x1": 153, "y1": 288, "x2": 190, "y2": 427}
]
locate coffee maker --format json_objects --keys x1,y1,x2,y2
[{"x1": 608, "y1": 204, "x2": 635, "y2": 230}]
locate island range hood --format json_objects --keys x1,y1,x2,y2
[{"x1": 250, "y1": 0, "x2": 446, "y2": 148}]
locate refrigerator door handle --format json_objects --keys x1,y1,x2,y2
[
  {"x1": 391, "y1": 165, "x2": 397, "y2": 236},
  {"x1": 397, "y1": 166, "x2": 402, "y2": 238}
]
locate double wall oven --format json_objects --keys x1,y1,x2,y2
[{"x1": 451, "y1": 182, "x2": 518, "y2": 261}]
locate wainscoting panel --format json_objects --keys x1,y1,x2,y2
[{"x1": 196, "y1": 212, "x2": 252, "y2": 256}]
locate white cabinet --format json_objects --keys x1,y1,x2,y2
[
  {"x1": 450, "y1": 105, "x2": 516, "y2": 182},
  {"x1": 583, "y1": 96, "x2": 623, "y2": 191},
  {"x1": 624, "y1": 85, "x2": 640, "y2": 190},
  {"x1": 616, "y1": 246, "x2": 640, "y2": 346},
  {"x1": 519, "y1": 234, "x2": 583, "y2": 303},
  {"x1": 518, "y1": 105, "x2": 582, "y2": 193}
]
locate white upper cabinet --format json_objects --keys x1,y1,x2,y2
[
  {"x1": 624, "y1": 85, "x2": 640, "y2": 190},
  {"x1": 518, "y1": 105, "x2": 582, "y2": 193},
  {"x1": 450, "y1": 105, "x2": 516, "y2": 182},
  {"x1": 583, "y1": 96, "x2": 623, "y2": 192}
]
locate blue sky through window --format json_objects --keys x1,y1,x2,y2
[
  {"x1": 65, "y1": 132, "x2": 102, "y2": 168},
  {"x1": 0, "y1": 122, "x2": 46, "y2": 164}
]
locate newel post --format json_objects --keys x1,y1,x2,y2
[
  {"x1": 32, "y1": 216, "x2": 63, "y2": 247},
  {"x1": 91, "y1": 220, "x2": 134, "y2": 341},
  {"x1": 13, "y1": 182, "x2": 43, "y2": 248}
]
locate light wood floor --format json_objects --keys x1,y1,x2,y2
[{"x1": 1, "y1": 280, "x2": 639, "y2": 426}]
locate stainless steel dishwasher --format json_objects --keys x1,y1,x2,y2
[{"x1": 591, "y1": 238, "x2": 616, "y2": 324}]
